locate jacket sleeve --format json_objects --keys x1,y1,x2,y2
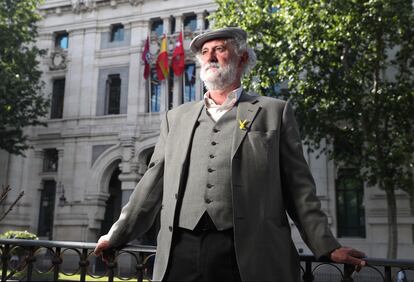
[
  {"x1": 279, "y1": 101, "x2": 340, "y2": 258},
  {"x1": 105, "y1": 112, "x2": 169, "y2": 247}
]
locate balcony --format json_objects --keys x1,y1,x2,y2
[{"x1": 0, "y1": 239, "x2": 413, "y2": 281}]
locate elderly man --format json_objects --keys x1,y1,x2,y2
[{"x1": 95, "y1": 27, "x2": 366, "y2": 282}]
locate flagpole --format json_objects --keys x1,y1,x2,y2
[{"x1": 182, "y1": 23, "x2": 185, "y2": 104}]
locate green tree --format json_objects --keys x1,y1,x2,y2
[
  {"x1": 0, "y1": 0, "x2": 48, "y2": 155},
  {"x1": 214, "y1": 0, "x2": 414, "y2": 259}
]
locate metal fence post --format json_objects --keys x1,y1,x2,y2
[
  {"x1": 25, "y1": 246, "x2": 36, "y2": 281},
  {"x1": 341, "y1": 264, "x2": 354, "y2": 282},
  {"x1": 1, "y1": 244, "x2": 10, "y2": 282},
  {"x1": 79, "y1": 248, "x2": 88, "y2": 282},
  {"x1": 385, "y1": 266, "x2": 392, "y2": 282},
  {"x1": 52, "y1": 247, "x2": 62, "y2": 281},
  {"x1": 302, "y1": 261, "x2": 314, "y2": 282}
]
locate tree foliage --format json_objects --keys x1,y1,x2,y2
[
  {"x1": 0, "y1": 0, "x2": 48, "y2": 155},
  {"x1": 214, "y1": 0, "x2": 414, "y2": 258}
]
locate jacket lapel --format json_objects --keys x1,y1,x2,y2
[
  {"x1": 175, "y1": 101, "x2": 204, "y2": 166},
  {"x1": 231, "y1": 92, "x2": 261, "y2": 159}
]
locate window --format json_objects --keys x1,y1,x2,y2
[
  {"x1": 43, "y1": 149, "x2": 58, "y2": 172},
  {"x1": 55, "y1": 32, "x2": 68, "y2": 49},
  {"x1": 336, "y1": 168, "x2": 366, "y2": 238},
  {"x1": 110, "y1": 24, "x2": 124, "y2": 42},
  {"x1": 184, "y1": 15, "x2": 197, "y2": 32},
  {"x1": 184, "y1": 64, "x2": 196, "y2": 103},
  {"x1": 105, "y1": 74, "x2": 121, "y2": 115},
  {"x1": 50, "y1": 78, "x2": 65, "y2": 119},
  {"x1": 170, "y1": 16, "x2": 176, "y2": 34},
  {"x1": 150, "y1": 69, "x2": 161, "y2": 112},
  {"x1": 204, "y1": 11, "x2": 210, "y2": 30},
  {"x1": 37, "y1": 180, "x2": 56, "y2": 239},
  {"x1": 151, "y1": 19, "x2": 163, "y2": 37}
]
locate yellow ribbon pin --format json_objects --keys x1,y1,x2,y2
[{"x1": 239, "y1": 119, "x2": 248, "y2": 130}]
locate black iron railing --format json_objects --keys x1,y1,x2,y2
[
  {"x1": 300, "y1": 253, "x2": 414, "y2": 282},
  {"x1": 0, "y1": 239, "x2": 413, "y2": 281}
]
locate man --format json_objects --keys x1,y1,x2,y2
[{"x1": 95, "y1": 27, "x2": 366, "y2": 281}]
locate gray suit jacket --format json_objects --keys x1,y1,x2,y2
[{"x1": 106, "y1": 92, "x2": 340, "y2": 281}]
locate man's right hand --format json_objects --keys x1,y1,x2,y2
[{"x1": 94, "y1": 236, "x2": 111, "y2": 257}]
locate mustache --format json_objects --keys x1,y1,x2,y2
[{"x1": 203, "y1": 62, "x2": 221, "y2": 71}]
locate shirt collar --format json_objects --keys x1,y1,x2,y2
[{"x1": 203, "y1": 86, "x2": 243, "y2": 109}]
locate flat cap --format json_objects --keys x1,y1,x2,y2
[{"x1": 189, "y1": 27, "x2": 247, "y2": 54}]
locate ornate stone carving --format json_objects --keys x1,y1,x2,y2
[
  {"x1": 129, "y1": 0, "x2": 143, "y2": 6},
  {"x1": 49, "y1": 49, "x2": 67, "y2": 71},
  {"x1": 71, "y1": 0, "x2": 96, "y2": 13}
]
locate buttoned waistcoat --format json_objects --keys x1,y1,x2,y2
[
  {"x1": 106, "y1": 91, "x2": 340, "y2": 282},
  {"x1": 178, "y1": 105, "x2": 236, "y2": 230}
]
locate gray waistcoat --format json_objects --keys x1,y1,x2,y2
[{"x1": 178, "y1": 106, "x2": 237, "y2": 231}]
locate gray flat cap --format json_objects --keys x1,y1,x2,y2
[{"x1": 189, "y1": 27, "x2": 247, "y2": 54}]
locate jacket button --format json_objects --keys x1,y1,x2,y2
[
  {"x1": 211, "y1": 141, "x2": 217, "y2": 145},
  {"x1": 174, "y1": 193, "x2": 178, "y2": 199},
  {"x1": 205, "y1": 199, "x2": 212, "y2": 204},
  {"x1": 206, "y1": 183, "x2": 214, "y2": 188},
  {"x1": 209, "y1": 154, "x2": 215, "y2": 159},
  {"x1": 213, "y1": 128, "x2": 220, "y2": 133},
  {"x1": 169, "y1": 226, "x2": 173, "y2": 232},
  {"x1": 207, "y1": 168, "x2": 215, "y2": 173}
]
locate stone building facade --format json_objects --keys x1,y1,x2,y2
[{"x1": 0, "y1": 0, "x2": 413, "y2": 259}]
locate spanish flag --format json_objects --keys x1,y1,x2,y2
[{"x1": 156, "y1": 34, "x2": 169, "y2": 81}]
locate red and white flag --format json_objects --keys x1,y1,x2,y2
[
  {"x1": 171, "y1": 32, "x2": 185, "y2": 76},
  {"x1": 142, "y1": 36, "x2": 151, "y2": 79}
]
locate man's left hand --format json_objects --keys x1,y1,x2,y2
[{"x1": 330, "y1": 247, "x2": 366, "y2": 268}]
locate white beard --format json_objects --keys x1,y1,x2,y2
[{"x1": 200, "y1": 60, "x2": 238, "y2": 91}]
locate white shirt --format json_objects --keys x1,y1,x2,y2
[{"x1": 203, "y1": 87, "x2": 243, "y2": 122}]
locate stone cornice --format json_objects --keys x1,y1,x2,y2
[{"x1": 38, "y1": 0, "x2": 217, "y2": 20}]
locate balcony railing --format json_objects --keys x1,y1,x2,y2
[{"x1": 0, "y1": 238, "x2": 413, "y2": 281}]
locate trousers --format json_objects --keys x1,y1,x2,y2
[{"x1": 163, "y1": 213, "x2": 242, "y2": 282}]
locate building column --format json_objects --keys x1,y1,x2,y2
[
  {"x1": 80, "y1": 27, "x2": 97, "y2": 117},
  {"x1": 127, "y1": 21, "x2": 146, "y2": 120},
  {"x1": 159, "y1": 17, "x2": 171, "y2": 112},
  {"x1": 118, "y1": 137, "x2": 140, "y2": 206},
  {"x1": 65, "y1": 29, "x2": 84, "y2": 117},
  {"x1": 171, "y1": 15, "x2": 183, "y2": 108},
  {"x1": 31, "y1": 149, "x2": 45, "y2": 231},
  {"x1": 163, "y1": 17, "x2": 170, "y2": 35},
  {"x1": 173, "y1": 75, "x2": 183, "y2": 107},
  {"x1": 196, "y1": 12, "x2": 204, "y2": 31},
  {"x1": 175, "y1": 15, "x2": 183, "y2": 33}
]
